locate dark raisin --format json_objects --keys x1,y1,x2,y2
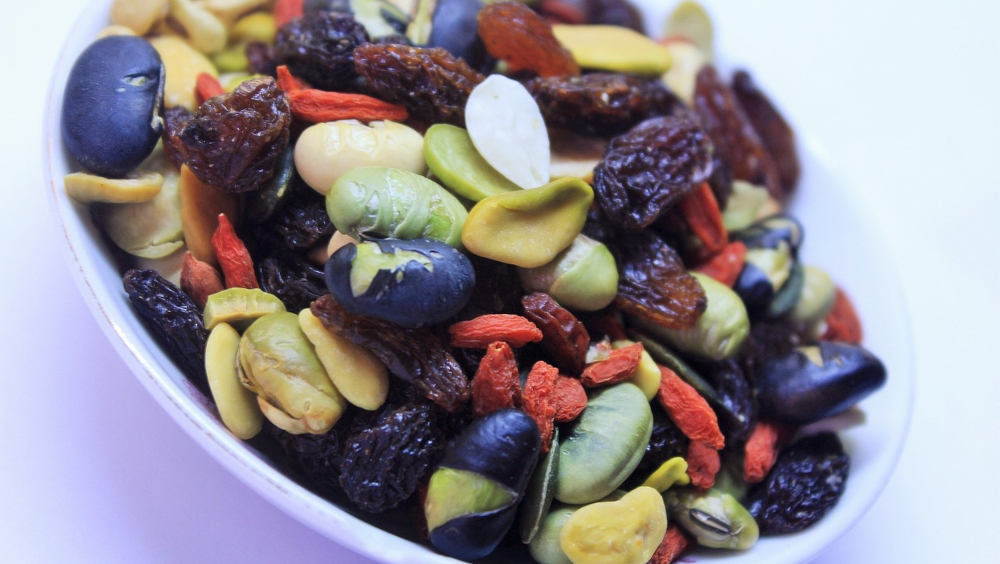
[
  {"x1": 254, "y1": 183, "x2": 333, "y2": 251},
  {"x1": 311, "y1": 295, "x2": 471, "y2": 413},
  {"x1": 170, "y1": 77, "x2": 291, "y2": 193},
  {"x1": 339, "y1": 403, "x2": 449, "y2": 513},
  {"x1": 122, "y1": 269, "x2": 208, "y2": 392},
  {"x1": 245, "y1": 40, "x2": 277, "y2": 77},
  {"x1": 353, "y1": 43, "x2": 485, "y2": 126},
  {"x1": 274, "y1": 11, "x2": 369, "y2": 91},
  {"x1": 160, "y1": 106, "x2": 193, "y2": 170},
  {"x1": 592, "y1": 114, "x2": 714, "y2": 229},
  {"x1": 634, "y1": 402, "x2": 690, "y2": 477},
  {"x1": 610, "y1": 230, "x2": 706, "y2": 330},
  {"x1": 269, "y1": 421, "x2": 347, "y2": 496},
  {"x1": 256, "y1": 254, "x2": 328, "y2": 312},
  {"x1": 746, "y1": 432, "x2": 850, "y2": 534},
  {"x1": 527, "y1": 73, "x2": 680, "y2": 137},
  {"x1": 706, "y1": 151, "x2": 733, "y2": 210},
  {"x1": 695, "y1": 360, "x2": 756, "y2": 446},
  {"x1": 693, "y1": 66, "x2": 782, "y2": 201},
  {"x1": 521, "y1": 293, "x2": 590, "y2": 375},
  {"x1": 732, "y1": 70, "x2": 800, "y2": 203},
  {"x1": 477, "y1": 1, "x2": 580, "y2": 78}
]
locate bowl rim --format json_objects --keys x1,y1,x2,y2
[{"x1": 43, "y1": 1, "x2": 916, "y2": 563}]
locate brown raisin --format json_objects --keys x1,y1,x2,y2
[
  {"x1": 122, "y1": 269, "x2": 208, "y2": 393},
  {"x1": 245, "y1": 40, "x2": 277, "y2": 77},
  {"x1": 254, "y1": 182, "x2": 333, "y2": 252},
  {"x1": 339, "y1": 403, "x2": 449, "y2": 513},
  {"x1": 170, "y1": 77, "x2": 291, "y2": 193},
  {"x1": 311, "y1": 295, "x2": 471, "y2": 413},
  {"x1": 274, "y1": 11, "x2": 369, "y2": 91},
  {"x1": 256, "y1": 253, "x2": 327, "y2": 312},
  {"x1": 693, "y1": 66, "x2": 783, "y2": 201},
  {"x1": 353, "y1": 43, "x2": 485, "y2": 126},
  {"x1": 732, "y1": 70, "x2": 800, "y2": 202},
  {"x1": 611, "y1": 230, "x2": 706, "y2": 330},
  {"x1": 522, "y1": 293, "x2": 590, "y2": 375},
  {"x1": 592, "y1": 115, "x2": 714, "y2": 229},
  {"x1": 477, "y1": 2, "x2": 580, "y2": 78},
  {"x1": 527, "y1": 73, "x2": 680, "y2": 137},
  {"x1": 160, "y1": 106, "x2": 193, "y2": 170}
]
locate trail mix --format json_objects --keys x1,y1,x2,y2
[{"x1": 62, "y1": 0, "x2": 887, "y2": 562}]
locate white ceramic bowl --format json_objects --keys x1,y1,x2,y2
[{"x1": 45, "y1": 1, "x2": 914, "y2": 563}]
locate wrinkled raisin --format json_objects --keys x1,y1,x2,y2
[
  {"x1": 593, "y1": 114, "x2": 714, "y2": 229},
  {"x1": 522, "y1": 293, "x2": 590, "y2": 375},
  {"x1": 122, "y1": 269, "x2": 208, "y2": 392},
  {"x1": 478, "y1": 1, "x2": 580, "y2": 77},
  {"x1": 339, "y1": 403, "x2": 449, "y2": 513},
  {"x1": 170, "y1": 78, "x2": 291, "y2": 193},
  {"x1": 274, "y1": 11, "x2": 369, "y2": 91},
  {"x1": 586, "y1": 0, "x2": 645, "y2": 30},
  {"x1": 269, "y1": 421, "x2": 347, "y2": 496},
  {"x1": 693, "y1": 66, "x2": 782, "y2": 201},
  {"x1": 311, "y1": 295, "x2": 470, "y2": 413},
  {"x1": 254, "y1": 183, "x2": 333, "y2": 252},
  {"x1": 634, "y1": 402, "x2": 691, "y2": 478},
  {"x1": 527, "y1": 73, "x2": 680, "y2": 137},
  {"x1": 732, "y1": 70, "x2": 800, "y2": 203},
  {"x1": 161, "y1": 106, "x2": 193, "y2": 170},
  {"x1": 746, "y1": 432, "x2": 850, "y2": 534},
  {"x1": 611, "y1": 230, "x2": 707, "y2": 330},
  {"x1": 246, "y1": 40, "x2": 277, "y2": 77},
  {"x1": 256, "y1": 253, "x2": 327, "y2": 312},
  {"x1": 353, "y1": 43, "x2": 484, "y2": 126}
]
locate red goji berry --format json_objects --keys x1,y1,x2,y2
[
  {"x1": 287, "y1": 89, "x2": 409, "y2": 123},
  {"x1": 195, "y1": 72, "x2": 225, "y2": 106},
  {"x1": 449, "y1": 314, "x2": 543, "y2": 348},
  {"x1": 822, "y1": 287, "x2": 863, "y2": 344},
  {"x1": 686, "y1": 440, "x2": 720, "y2": 491},
  {"x1": 656, "y1": 365, "x2": 725, "y2": 450},
  {"x1": 679, "y1": 182, "x2": 728, "y2": 256},
  {"x1": 180, "y1": 251, "x2": 223, "y2": 309},
  {"x1": 275, "y1": 65, "x2": 305, "y2": 92},
  {"x1": 648, "y1": 525, "x2": 691, "y2": 564},
  {"x1": 273, "y1": 0, "x2": 304, "y2": 29},
  {"x1": 211, "y1": 214, "x2": 258, "y2": 290},
  {"x1": 743, "y1": 420, "x2": 790, "y2": 484},
  {"x1": 522, "y1": 361, "x2": 559, "y2": 452},
  {"x1": 553, "y1": 375, "x2": 587, "y2": 423},
  {"x1": 471, "y1": 341, "x2": 522, "y2": 418},
  {"x1": 694, "y1": 240, "x2": 747, "y2": 288},
  {"x1": 579, "y1": 342, "x2": 644, "y2": 388}
]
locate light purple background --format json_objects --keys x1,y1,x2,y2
[{"x1": 3, "y1": 0, "x2": 999, "y2": 562}]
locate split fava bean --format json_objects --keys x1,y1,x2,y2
[
  {"x1": 64, "y1": 171, "x2": 163, "y2": 204},
  {"x1": 462, "y1": 177, "x2": 593, "y2": 268},
  {"x1": 559, "y1": 487, "x2": 667, "y2": 564},
  {"x1": 150, "y1": 35, "x2": 217, "y2": 110},
  {"x1": 520, "y1": 428, "x2": 560, "y2": 544},
  {"x1": 111, "y1": 0, "x2": 168, "y2": 35},
  {"x1": 552, "y1": 24, "x2": 672, "y2": 75},
  {"x1": 203, "y1": 288, "x2": 286, "y2": 331},
  {"x1": 640, "y1": 456, "x2": 690, "y2": 493},
  {"x1": 423, "y1": 123, "x2": 520, "y2": 202},
  {"x1": 790, "y1": 265, "x2": 837, "y2": 330},
  {"x1": 296, "y1": 120, "x2": 427, "y2": 196},
  {"x1": 666, "y1": 488, "x2": 758, "y2": 550},
  {"x1": 611, "y1": 340, "x2": 660, "y2": 400},
  {"x1": 326, "y1": 166, "x2": 467, "y2": 247},
  {"x1": 167, "y1": 0, "x2": 227, "y2": 54},
  {"x1": 518, "y1": 234, "x2": 618, "y2": 312},
  {"x1": 298, "y1": 309, "x2": 389, "y2": 411},
  {"x1": 205, "y1": 323, "x2": 263, "y2": 439}
]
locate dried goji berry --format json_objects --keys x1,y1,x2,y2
[
  {"x1": 478, "y1": 1, "x2": 580, "y2": 77},
  {"x1": 195, "y1": 72, "x2": 225, "y2": 106},
  {"x1": 211, "y1": 214, "x2": 258, "y2": 290},
  {"x1": 180, "y1": 251, "x2": 223, "y2": 309},
  {"x1": 694, "y1": 240, "x2": 747, "y2": 288},
  {"x1": 273, "y1": 0, "x2": 304, "y2": 29},
  {"x1": 744, "y1": 420, "x2": 790, "y2": 484},
  {"x1": 449, "y1": 314, "x2": 543, "y2": 348},
  {"x1": 522, "y1": 361, "x2": 559, "y2": 453},
  {"x1": 686, "y1": 440, "x2": 720, "y2": 491},
  {"x1": 679, "y1": 182, "x2": 728, "y2": 256},
  {"x1": 286, "y1": 88, "x2": 409, "y2": 123},
  {"x1": 471, "y1": 341, "x2": 522, "y2": 418},
  {"x1": 275, "y1": 65, "x2": 305, "y2": 92},
  {"x1": 648, "y1": 525, "x2": 691, "y2": 564},
  {"x1": 656, "y1": 365, "x2": 725, "y2": 450},
  {"x1": 579, "y1": 342, "x2": 644, "y2": 388},
  {"x1": 822, "y1": 288, "x2": 863, "y2": 344},
  {"x1": 553, "y1": 375, "x2": 587, "y2": 423},
  {"x1": 522, "y1": 293, "x2": 590, "y2": 375}
]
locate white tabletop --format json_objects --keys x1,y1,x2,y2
[{"x1": 3, "y1": 1, "x2": 999, "y2": 562}]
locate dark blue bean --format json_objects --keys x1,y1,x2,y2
[
  {"x1": 325, "y1": 238, "x2": 474, "y2": 328},
  {"x1": 429, "y1": 0, "x2": 492, "y2": 72},
  {"x1": 755, "y1": 341, "x2": 887, "y2": 425},
  {"x1": 62, "y1": 36, "x2": 164, "y2": 177}
]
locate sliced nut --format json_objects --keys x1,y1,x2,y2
[
  {"x1": 206, "y1": 323, "x2": 263, "y2": 439},
  {"x1": 150, "y1": 35, "x2": 219, "y2": 110},
  {"x1": 65, "y1": 171, "x2": 163, "y2": 204}
]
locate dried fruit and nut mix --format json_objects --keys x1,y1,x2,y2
[{"x1": 62, "y1": 1, "x2": 888, "y2": 563}]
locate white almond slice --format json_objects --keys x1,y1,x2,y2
[{"x1": 466, "y1": 75, "x2": 550, "y2": 189}]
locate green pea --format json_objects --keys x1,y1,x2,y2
[
  {"x1": 518, "y1": 234, "x2": 618, "y2": 311},
  {"x1": 326, "y1": 166, "x2": 468, "y2": 247},
  {"x1": 630, "y1": 272, "x2": 749, "y2": 361},
  {"x1": 424, "y1": 124, "x2": 520, "y2": 202},
  {"x1": 462, "y1": 177, "x2": 593, "y2": 268}
]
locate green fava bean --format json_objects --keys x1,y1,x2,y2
[
  {"x1": 424, "y1": 123, "x2": 520, "y2": 202},
  {"x1": 529, "y1": 491, "x2": 629, "y2": 564},
  {"x1": 518, "y1": 234, "x2": 618, "y2": 312},
  {"x1": 666, "y1": 488, "x2": 759, "y2": 550},
  {"x1": 630, "y1": 272, "x2": 749, "y2": 361},
  {"x1": 559, "y1": 487, "x2": 667, "y2": 564},
  {"x1": 462, "y1": 177, "x2": 593, "y2": 268},
  {"x1": 790, "y1": 265, "x2": 837, "y2": 328},
  {"x1": 555, "y1": 383, "x2": 652, "y2": 505},
  {"x1": 326, "y1": 166, "x2": 468, "y2": 247},
  {"x1": 203, "y1": 288, "x2": 286, "y2": 331}
]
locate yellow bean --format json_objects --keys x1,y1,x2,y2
[
  {"x1": 150, "y1": 36, "x2": 218, "y2": 110},
  {"x1": 111, "y1": 0, "x2": 168, "y2": 35}
]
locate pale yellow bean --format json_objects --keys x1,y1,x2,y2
[
  {"x1": 168, "y1": 0, "x2": 228, "y2": 54},
  {"x1": 111, "y1": 0, "x2": 168, "y2": 35}
]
